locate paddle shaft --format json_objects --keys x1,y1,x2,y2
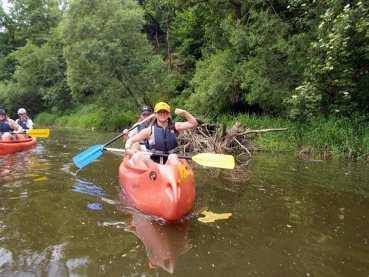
[
  {"x1": 104, "y1": 147, "x2": 191, "y2": 159},
  {"x1": 8, "y1": 129, "x2": 50, "y2": 138},
  {"x1": 104, "y1": 113, "x2": 155, "y2": 147},
  {"x1": 104, "y1": 147, "x2": 235, "y2": 169},
  {"x1": 72, "y1": 114, "x2": 155, "y2": 169},
  {"x1": 9, "y1": 131, "x2": 31, "y2": 135}
]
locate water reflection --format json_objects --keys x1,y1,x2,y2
[
  {"x1": 121, "y1": 211, "x2": 191, "y2": 274},
  {"x1": 72, "y1": 179, "x2": 105, "y2": 197},
  {"x1": 3, "y1": 128, "x2": 369, "y2": 276},
  {"x1": 0, "y1": 152, "x2": 50, "y2": 204},
  {"x1": 73, "y1": 178, "x2": 192, "y2": 274},
  {"x1": 117, "y1": 188, "x2": 191, "y2": 274}
]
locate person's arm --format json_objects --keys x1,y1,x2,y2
[
  {"x1": 174, "y1": 109, "x2": 198, "y2": 131},
  {"x1": 128, "y1": 128, "x2": 138, "y2": 138},
  {"x1": 9, "y1": 119, "x2": 23, "y2": 133},
  {"x1": 28, "y1": 119, "x2": 34, "y2": 130},
  {"x1": 122, "y1": 128, "x2": 129, "y2": 139},
  {"x1": 125, "y1": 127, "x2": 150, "y2": 155},
  {"x1": 122, "y1": 125, "x2": 140, "y2": 139}
]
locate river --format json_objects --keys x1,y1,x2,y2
[{"x1": 1, "y1": 127, "x2": 368, "y2": 276}]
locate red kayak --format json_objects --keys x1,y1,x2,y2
[
  {"x1": 119, "y1": 155, "x2": 196, "y2": 222},
  {"x1": 0, "y1": 137, "x2": 37, "y2": 155}
]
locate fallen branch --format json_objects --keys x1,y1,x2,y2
[
  {"x1": 177, "y1": 122, "x2": 287, "y2": 165},
  {"x1": 239, "y1": 128, "x2": 288, "y2": 135}
]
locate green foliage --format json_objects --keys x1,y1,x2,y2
[
  {"x1": 0, "y1": 0, "x2": 67, "y2": 114},
  {"x1": 187, "y1": 49, "x2": 241, "y2": 118},
  {"x1": 285, "y1": 1, "x2": 369, "y2": 119},
  {"x1": 170, "y1": 2, "x2": 225, "y2": 70},
  {"x1": 35, "y1": 104, "x2": 141, "y2": 130},
  {"x1": 296, "y1": 116, "x2": 369, "y2": 159},
  {"x1": 61, "y1": 0, "x2": 170, "y2": 112},
  {"x1": 220, "y1": 113, "x2": 296, "y2": 153},
  {"x1": 8, "y1": 33, "x2": 71, "y2": 115},
  {"x1": 7, "y1": 0, "x2": 63, "y2": 46},
  {"x1": 186, "y1": 6, "x2": 296, "y2": 118},
  {"x1": 222, "y1": 113, "x2": 369, "y2": 160},
  {"x1": 33, "y1": 112, "x2": 58, "y2": 125},
  {"x1": 0, "y1": 0, "x2": 368, "y2": 162},
  {"x1": 0, "y1": 80, "x2": 40, "y2": 118},
  {"x1": 0, "y1": 0, "x2": 66, "y2": 81}
]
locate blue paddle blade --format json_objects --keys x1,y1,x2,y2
[{"x1": 73, "y1": 144, "x2": 104, "y2": 169}]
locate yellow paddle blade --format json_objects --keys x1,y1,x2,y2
[
  {"x1": 191, "y1": 153, "x2": 235, "y2": 169},
  {"x1": 27, "y1": 129, "x2": 50, "y2": 138}
]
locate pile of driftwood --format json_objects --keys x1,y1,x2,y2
[{"x1": 177, "y1": 121, "x2": 288, "y2": 163}]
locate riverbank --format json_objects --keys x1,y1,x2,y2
[{"x1": 34, "y1": 111, "x2": 369, "y2": 162}]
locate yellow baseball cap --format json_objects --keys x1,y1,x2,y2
[{"x1": 154, "y1": 102, "x2": 170, "y2": 113}]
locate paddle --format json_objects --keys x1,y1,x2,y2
[
  {"x1": 104, "y1": 147, "x2": 235, "y2": 169},
  {"x1": 73, "y1": 114, "x2": 155, "y2": 169},
  {"x1": 10, "y1": 129, "x2": 50, "y2": 138}
]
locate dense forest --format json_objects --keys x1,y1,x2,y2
[{"x1": 1, "y1": 0, "x2": 368, "y2": 159}]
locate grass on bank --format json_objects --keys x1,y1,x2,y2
[
  {"x1": 221, "y1": 114, "x2": 369, "y2": 161},
  {"x1": 34, "y1": 106, "x2": 138, "y2": 131},
  {"x1": 35, "y1": 109, "x2": 369, "y2": 161}
]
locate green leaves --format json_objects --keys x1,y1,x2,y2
[
  {"x1": 61, "y1": 0, "x2": 169, "y2": 111},
  {"x1": 288, "y1": 1, "x2": 369, "y2": 119}
]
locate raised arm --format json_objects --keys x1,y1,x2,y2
[{"x1": 174, "y1": 109, "x2": 198, "y2": 131}]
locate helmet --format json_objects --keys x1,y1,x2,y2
[
  {"x1": 18, "y1": 108, "x2": 27, "y2": 114},
  {"x1": 140, "y1": 105, "x2": 153, "y2": 115},
  {"x1": 0, "y1": 109, "x2": 6, "y2": 114},
  {"x1": 154, "y1": 102, "x2": 170, "y2": 113}
]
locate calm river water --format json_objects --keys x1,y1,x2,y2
[{"x1": 1, "y1": 128, "x2": 368, "y2": 276}]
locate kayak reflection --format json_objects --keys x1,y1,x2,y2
[
  {"x1": 1, "y1": 153, "x2": 48, "y2": 184},
  {"x1": 118, "y1": 189, "x2": 191, "y2": 274}
]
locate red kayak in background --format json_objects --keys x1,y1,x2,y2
[
  {"x1": 119, "y1": 155, "x2": 196, "y2": 222},
  {"x1": 0, "y1": 138, "x2": 37, "y2": 155}
]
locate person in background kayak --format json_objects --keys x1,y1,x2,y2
[
  {"x1": 16, "y1": 108, "x2": 34, "y2": 139},
  {"x1": 122, "y1": 105, "x2": 154, "y2": 151},
  {"x1": 0, "y1": 109, "x2": 25, "y2": 141},
  {"x1": 125, "y1": 102, "x2": 198, "y2": 168}
]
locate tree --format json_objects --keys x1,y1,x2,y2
[
  {"x1": 8, "y1": 27, "x2": 72, "y2": 115},
  {"x1": 0, "y1": 0, "x2": 68, "y2": 115},
  {"x1": 185, "y1": 2, "x2": 300, "y2": 117},
  {"x1": 284, "y1": 1, "x2": 369, "y2": 119},
  {"x1": 61, "y1": 0, "x2": 171, "y2": 114},
  {"x1": 7, "y1": 0, "x2": 65, "y2": 45},
  {"x1": 0, "y1": 0, "x2": 66, "y2": 81}
]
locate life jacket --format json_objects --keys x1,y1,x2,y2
[
  {"x1": 147, "y1": 119, "x2": 179, "y2": 164},
  {"x1": 0, "y1": 119, "x2": 13, "y2": 133},
  {"x1": 16, "y1": 118, "x2": 30, "y2": 129},
  {"x1": 137, "y1": 122, "x2": 149, "y2": 147}
]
